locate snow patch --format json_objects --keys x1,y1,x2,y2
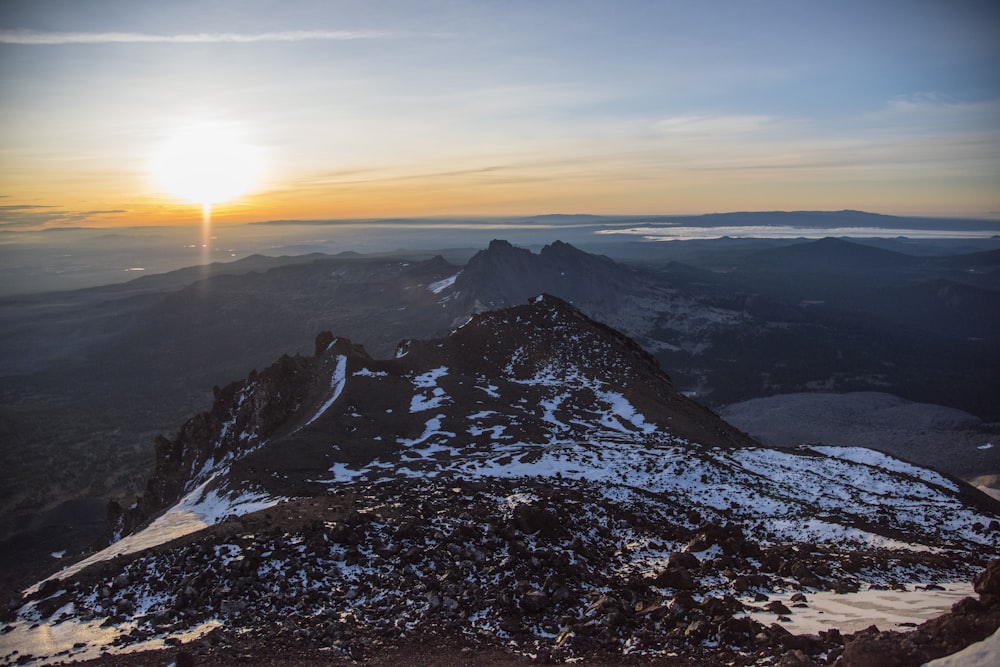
[
  {"x1": 27, "y1": 479, "x2": 283, "y2": 594},
  {"x1": 594, "y1": 389, "x2": 657, "y2": 434},
  {"x1": 410, "y1": 366, "x2": 450, "y2": 412},
  {"x1": 428, "y1": 272, "x2": 461, "y2": 294},
  {"x1": 412, "y1": 366, "x2": 449, "y2": 388},
  {"x1": 0, "y1": 616, "x2": 219, "y2": 666},
  {"x1": 807, "y1": 445, "x2": 958, "y2": 491},
  {"x1": 305, "y1": 355, "x2": 348, "y2": 425},
  {"x1": 397, "y1": 415, "x2": 457, "y2": 449},
  {"x1": 742, "y1": 583, "x2": 973, "y2": 635},
  {"x1": 353, "y1": 368, "x2": 387, "y2": 378}
]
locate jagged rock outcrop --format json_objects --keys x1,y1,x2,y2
[{"x1": 108, "y1": 338, "x2": 370, "y2": 537}]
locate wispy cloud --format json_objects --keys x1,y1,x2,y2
[
  {"x1": 654, "y1": 114, "x2": 780, "y2": 136},
  {"x1": 0, "y1": 29, "x2": 390, "y2": 45},
  {"x1": 302, "y1": 165, "x2": 508, "y2": 187},
  {"x1": 887, "y1": 92, "x2": 960, "y2": 113},
  {"x1": 0, "y1": 204, "x2": 126, "y2": 230}
]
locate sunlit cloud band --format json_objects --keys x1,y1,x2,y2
[{"x1": 0, "y1": 29, "x2": 390, "y2": 45}]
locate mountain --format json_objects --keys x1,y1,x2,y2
[
  {"x1": 109, "y1": 294, "x2": 753, "y2": 535},
  {"x1": 454, "y1": 239, "x2": 639, "y2": 311},
  {"x1": 3, "y1": 238, "x2": 999, "y2": 600},
  {"x1": 747, "y1": 237, "x2": 923, "y2": 273},
  {"x1": 5, "y1": 296, "x2": 998, "y2": 666}
]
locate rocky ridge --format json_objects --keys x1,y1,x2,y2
[{"x1": 3, "y1": 295, "x2": 999, "y2": 665}]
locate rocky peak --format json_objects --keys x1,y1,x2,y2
[
  {"x1": 110, "y1": 294, "x2": 748, "y2": 538},
  {"x1": 455, "y1": 239, "x2": 637, "y2": 310}
]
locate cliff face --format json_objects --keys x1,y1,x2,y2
[{"x1": 107, "y1": 339, "x2": 371, "y2": 537}]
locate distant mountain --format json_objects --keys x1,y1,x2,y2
[
  {"x1": 662, "y1": 209, "x2": 1000, "y2": 233},
  {"x1": 454, "y1": 239, "x2": 638, "y2": 310},
  {"x1": 747, "y1": 236, "x2": 923, "y2": 272},
  {"x1": 8, "y1": 296, "x2": 999, "y2": 666}
]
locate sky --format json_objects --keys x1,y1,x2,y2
[{"x1": 1, "y1": 0, "x2": 999, "y2": 230}]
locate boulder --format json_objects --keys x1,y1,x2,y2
[{"x1": 973, "y1": 558, "x2": 1000, "y2": 606}]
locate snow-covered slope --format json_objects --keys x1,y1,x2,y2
[{"x1": 4, "y1": 295, "x2": 998, "y2": 666}]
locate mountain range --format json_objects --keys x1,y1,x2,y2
[{"x1": 1, "y1": 236, "x2": 998, "y2": 598}]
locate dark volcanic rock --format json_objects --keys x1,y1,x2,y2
[{"x1": 974, "y1": 558, "x2": 1000, "y2": 605}]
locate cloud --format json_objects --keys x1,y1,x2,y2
[
  {"x1": 0, "y1": 204, "x2": 57, "y2": 211},
  {"x1": 0, "y1": 205, "x2": 126, "y2": 230},
  {"x1": 654, "y1": 114, "x2": 779, "y2": 136},
  {"x1": 887, "y1": 92, "x2": 959, "y2": 113},
  {"x1": 0, "y1": 29, "x2": 390, "y2": 45},
  {"x1": 302, "y1": 165, "x2": 508, "y2": 187}
]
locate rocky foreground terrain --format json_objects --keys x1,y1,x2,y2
[{"x1": 2, "y1": 296, "x2": 999, "y2": 665}]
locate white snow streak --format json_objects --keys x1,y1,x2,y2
[
  {"x1": 428, "y1": 272, "x2": 461, "y2": 294},
  {"x1": 305, "y1": 355, "x2": 348, "y2": 425}
]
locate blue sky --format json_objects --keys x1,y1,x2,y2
[{"x1": 1, "y1": 0, "x2": 998, "y2": 228}]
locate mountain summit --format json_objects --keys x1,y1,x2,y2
[
  {"x1": 455, "y1": 239, "x2": 637, "y2": 311},
  {"x1": 111, "y1": 293, "x2": 753, "y2": 534},
  {"x1": 6, "y1": 295, "x2": 1000, "y2": 666}
]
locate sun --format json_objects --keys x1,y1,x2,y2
[{"x1": 151, "y1": 124, "x2": 263, "y2": 209}]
